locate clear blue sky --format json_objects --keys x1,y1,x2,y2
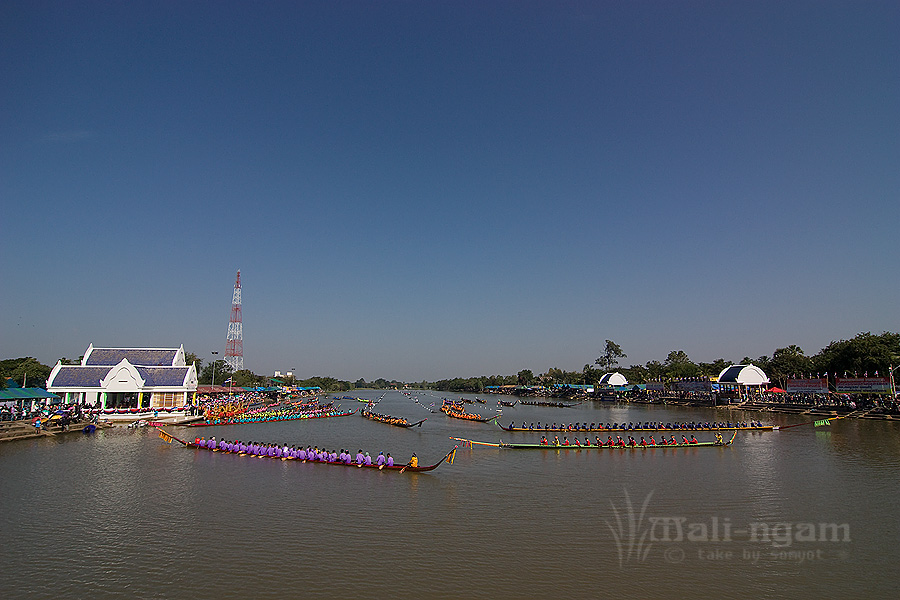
[{"x1": 2, "y1": 1, "x2": 898, "y2": 381}]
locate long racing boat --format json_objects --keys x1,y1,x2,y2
[
  {"x1": 452, "y1": 431, "x2": 736, "y2": 449},
  {"x1": 441, "y1": 401, "x2": 501, "y2": 423},
  {"x1": 360, "y1": 407, "x2": 426, "y2": 428},
  {"x1": 157, "y1": 428, "x2": 456, "y2": 473},
  {"x1": 498, "y1": 421, "x2": 772, "y2": 433},
  {"x1": 186, "y1": 408, "x2": 356, "y2": 427}
]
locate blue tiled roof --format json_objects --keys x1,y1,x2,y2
[
  {"x1": 86, "y1": 349, "x2": 178, "y2": 367},
  {"x1": 51, "y1": 366, "x2": 111, "y2": 388},
  {"x1": 135, "y1": 367, "x2": 189, "y2": 387}
]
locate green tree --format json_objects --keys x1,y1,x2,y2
[
  {"x1": 517, "y1": 369, "x2": 534, "y2": 386},
  {"x1": 0, "y1": 357, "x2": 53, "y2": 389},
  {"x1": 199, "y1": 359, "x2": 232, "y2": 385},
  {"x1": 767, "y1": 346, "x2": 812, "y2": 387},
  {"x1": 814, "y1": 331, "x2": 900, "y2": 378},
  {"x1": 228, "y1": 369, "x2": 265, "y2": 388},
  {"x1": 620, "y1": 364, "x2": 649, "y2": 384},
  {"x1": 664, "y1": 350, "x2": 699, "y2": 379},
  {"x1": 184, "y1": 351, "x2": 201, "y2": 370},
  {"x1": 697, "y1": 358, "x2": 732, "y2": 379},
  {"x1": 595, "y1": 340, "x2": 627, "y2": 372},
  {"x1": 582, "y1": 364, "x2": 603, "y2": 384}
]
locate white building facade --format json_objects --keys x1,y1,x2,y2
[{"x1": 47, "y1": 344, "x2": 198, "y2": 411}]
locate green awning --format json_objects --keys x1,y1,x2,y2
[{"x1": 0, "y1": 388, "x2": 59, "y2": 400}]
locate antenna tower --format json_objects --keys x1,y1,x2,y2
[{"x1": 224, "y1": 270, "x2": 243, "y2": 372}]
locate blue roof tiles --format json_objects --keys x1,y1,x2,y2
[
  {"x1": 51, "y1": 366, "x2": 111, "y2": 388},
  {"x1": 135, "y1": 367, "x2": 189, "y2": 387},
  {"x1": 86, "y1": 349, "x2": 178, "y2": 367}
]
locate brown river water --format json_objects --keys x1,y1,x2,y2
[{"x1": 1, "y1": 390, "x2": 897, "y2": 599}]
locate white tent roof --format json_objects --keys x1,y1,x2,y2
[
  {"x1": 598, "y1": 372, "x2": 628, "y2": 386},
  {"x1": 717, "y1": 364, "x2": 769, "y2": 386}
]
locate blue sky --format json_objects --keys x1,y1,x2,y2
[{"x1": 2, "y1": 1, "x2": 898, "y2": 381}]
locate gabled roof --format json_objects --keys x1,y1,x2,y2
[
  {"x1": 85, "y1": 348, "x2": 179, "y2": 367},
  {"x1": 50, "y1": 366, "x2": 112, "y2": 388},
  {"x1": 135, "y1": 367, "x2": 190, "y2": 387}
]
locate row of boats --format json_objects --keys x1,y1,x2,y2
[{"x1": 158, "y1": 394, "x2": 781, "y2": 476}]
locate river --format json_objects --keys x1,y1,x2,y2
[{"x1": 1, "y1": 390, "x2": 896, "y2": 598}]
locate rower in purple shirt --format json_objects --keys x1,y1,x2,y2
[
  {"x1": 386, "y1": 453, "x2": 394, "y2": 467},
  {"x1": 376, "y1": 452, "x2": 385, "y2": 466},
  {"x1": 356, "y1": 449, "x2": 365, "y2": 464},
  {"x1": 297, "y1": 447, "x2": 307, "y2": 460},
  {"x1": 267, "y1": 445, "x2": 276, "y2": 457},
  {"x1": 198, "y1": 437, "x2": 206, "y2": 448},
  {"x1": 274, "y1": 446, "x2": 283, "y2": 458},
  {"x1": 364, "y1": 452, "x2": 372, "y2": 466}
]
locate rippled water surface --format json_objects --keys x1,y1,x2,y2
[{"x1": 2, "y1": 391, "x2": 897, "y2": 598}]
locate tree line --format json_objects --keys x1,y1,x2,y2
[
  {"x1": 3, "y1": 331, "x2": 897, "y2": 393},
  {"x1": 424, "y1": 331, "x2": 900, "y2": 392}
]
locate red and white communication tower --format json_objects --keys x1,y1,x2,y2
[{"x1": 224, "y1": 270, "x2": 243, "y2": 372}]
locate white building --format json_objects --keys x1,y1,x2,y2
[{"x1": 47, "y1": 344, "x2": 198, "y2": 416}]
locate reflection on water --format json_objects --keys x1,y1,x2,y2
[{"x1": 1, "y1": 390, "x2": 897, "y2": 598}]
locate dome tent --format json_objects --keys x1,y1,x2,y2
[
  {"x1": 717, "y1": 364, "x2": 769, "y2": 386},
  {"x1": 598, "y1": 372, "x2": 628, "y2": 387}
]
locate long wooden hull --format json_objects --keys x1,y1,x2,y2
[
  {"x1": 186, "y1": 409, "x2": 356, "y2": 427},
  {"x1": 187, "y1": 443, "x2": 449, "y2": 471},
  {"x1": 498, "y1": 424, "x2": 772, "y2": 433},
  {"x1": 360, "y1": 410, "x2": 426, "y2": 428},
  {"x1": 156, "y1": 427, "x2": 454, "y2": 473},
  {"x1": 452, "y1": 432, "x2": 736, "y2": 449},
  {"x1": 442, "y1": 409, "x2": 499, "y2": 423}
]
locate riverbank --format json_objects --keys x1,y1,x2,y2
[{"x1": 0, "y1": 419, "x2": 113, "y2": 443}]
